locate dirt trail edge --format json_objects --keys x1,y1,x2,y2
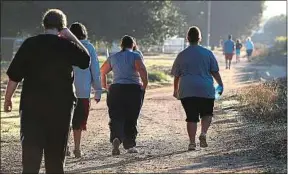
[{"x1": 1, "y1": 54, "x2": 286, "y2": 173}]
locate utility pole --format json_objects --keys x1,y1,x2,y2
[{"x1": 207, "y1": 0, "x2": 211, "y2": 48}]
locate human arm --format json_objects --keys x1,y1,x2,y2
[
  {"x1": 171, "y1": 54, "x2": 181, "y2": 99},
  {"x1": 135, "y1": 59, "x2": 148, "y2": 90},
  {"x1": 100, "y1": 60, "x2": 112, "y2": 90},
  {"x1": 60, "y1": 28, "x2": 91, "y2": 69},
  {"x1": 4, "y1": 80, "x2": 19, "y2": 112},
  {"x1": 4, "y1": 39, "x2": 29, "y2": 112},
  {"x1": 89, "y1": 45, "x2": 102, "y2": 103},
  {"x1": 210, "y1": 52, "x2": 224, "y2": 94},
  {"x1": 59, "y1": 28, "x2": 89, "y2": 56},
  {"x1": 173, "y1": 76, "x2": 180, "y2": 99}
]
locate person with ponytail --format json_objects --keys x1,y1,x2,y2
[
  {"x1": 132, "y1": 37, "x2": 144, "y2": 59},
  {"x1": 101, "y1": 35, "x2": 148, "y2": 155}
]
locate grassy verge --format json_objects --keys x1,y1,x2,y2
[
  {"x1": 99, "y1": 55, "x2": 174, "y2": 87},
  {"x1": 1, "y1": 54, "x2": 175, "y2": 96},
  {"x1": 235, "y1": 77, "x2": 287, "y2": 162},
  {"x1": 252, "y1": 37, "x2": 287, "y2": 66},
  {"x1": 237, "y1": 77, "x2": 287, "y2": 122}
]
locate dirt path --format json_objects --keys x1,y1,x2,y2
[{"x1": 1, "y1": 54, "x2": 286, "y2": 173}]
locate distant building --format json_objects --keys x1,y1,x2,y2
[{"x1": 163, "y1": 37, "x2": 185, "y2": 53}]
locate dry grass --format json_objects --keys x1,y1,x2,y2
[
  {"x1": 237, "y1": 77, "x2": 287, "y2": 122},
  {"x1": 235, "y1": 78, "x2": 287, "y2": 162}
]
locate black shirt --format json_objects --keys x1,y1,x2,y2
[
  {"x1": 236, "y1": 43, "x2": 242, "y2": 50},
  {"x1": 7, "y1": 34, "x2": 90, "y2": 110}
]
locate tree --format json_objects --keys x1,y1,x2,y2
[
  {"x1": 173, "y1": 1, "x2": 265, "y2": 46},
  {"x1": 1, "y1": 1, "x2": 185, "y2": 45},
  {"x1": 252, "y1": 14, "x2": 286, "y2": 45},
  {"x1": 263, "y1": 15, "x2": 287, "y2": 39}
]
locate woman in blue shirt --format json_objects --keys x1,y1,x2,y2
[
  {"x1": 101, "y1": 35, "x2": 148, "y2": 155},
  {"x1": 171, "y1": 26, "x2": 224, "y2": 151},
  {"x1": 132, "y1": 37, "x2": 144, "y2": 59}
]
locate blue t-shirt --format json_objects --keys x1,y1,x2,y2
[
  {"x1": 171, "y1": 45, "x2": 219, "y2": 99},
  {"x1": 108, "y1": 49, "x2": 142, "y2": 85},
  {"x1": 224, "y1": 39, "x2": 235, "y2": 54}
]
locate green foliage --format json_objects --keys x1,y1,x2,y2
[
  {"x1": 273, "y1": 36, "x2": 287, "y2": 54},
  {"x1": 237, "y1": 78, "x2": 287, "y2": 122},
  {"x1": 148, "y1": 71, "x2": 170, "y2": 82},
  {"x1": 173, "y1": 1, "x2": 265, "y2": 46},
  {"x1": 252, "y1": 15, "x2": 287, "y2": 45},
  {"x1": 1, "y1": 1, "x2": 185, "y2": 45},
  {"x1": 251, "y1": 36, "x2": 287, "y2": 65}
]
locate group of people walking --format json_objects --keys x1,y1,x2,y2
[
  {"x1": 4, "y1": 9, "x2": 224, "y2": 173},
  {"x1": 223, "y1": 34, "x2": 254, "y2": 69}
]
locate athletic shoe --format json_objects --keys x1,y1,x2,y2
[
  {"x1": 73, "y1": 149, "x2": 82, "y2": 158},
  {"x1": 188, "y1": 143, "x2": 196, "y2": 151},
  {"x1": 127, "y1": 147, "x2": 138, "y2": 153},
  {"x1": 199, "y1": 135, "x2": 208, "y2": 147},
  {"x1": 112, "y1": 138, "x2": 121, "y2": 156}
]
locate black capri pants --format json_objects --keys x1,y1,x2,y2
[
  {"x1": 181, "y1": 97, "x2": 215, "y2": 123},
  {"x1": 107, "y1": 84, "x2": 145, "y2": 149}
]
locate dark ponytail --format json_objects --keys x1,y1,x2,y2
[{"x1": 120, "y1": 35, "x2": 134, "y2": 52}]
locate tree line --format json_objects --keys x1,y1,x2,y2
[{"x1": 1, "y1": 1, "x2": 264, "y2": 46}]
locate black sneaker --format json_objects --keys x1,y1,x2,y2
[
  {"x1": 188, "y1": 143, "x2": 196, "y2": 151},
  {"x1": 199, "y1": 135, "x2": 208, "y2": 148},
  {"x1": 66, "y1": 146, "x2": 71, "y2": 156},
  {"x1": 112, "y1": 138, "x2": 121, "y2": 156},
  {"x1": 73, "y1": 149, "x2": 82, "y2": 158}
]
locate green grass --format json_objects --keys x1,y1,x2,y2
[
  {"x1": 148, "y1": 71, "x2": 171, "y2": 82},
  {"x1": 99, "y1": 55, "x2": 175, "y2": 84}
]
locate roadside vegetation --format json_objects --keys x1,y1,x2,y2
[
  {"x1": 235, "y1": 77, "x2": 287, "y2": 165},
  {"x1": 251, "y1": 36, "x2": 287, "y2": 66}
]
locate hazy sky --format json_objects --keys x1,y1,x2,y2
[{"x1": 263, "y1": 1, "x2": 286, "y2": 19}]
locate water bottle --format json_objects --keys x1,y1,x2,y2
[{"x1": 214, "y1": 84, "x2": 223, "y2": 100}]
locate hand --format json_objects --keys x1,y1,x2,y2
[
  {"x1": 103, "y1": 84, "x2": 110, "y2": 93},
  {"x1": 141, "y1": 84, "x2": 147, "y2": 91},
  {"x1": 218, "y1": 85, "x2": 224, "y2": 95},
  {"x1": 4, "y1": 99, "x2": 12, "y2": 112}
]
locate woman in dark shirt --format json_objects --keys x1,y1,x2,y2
[{"x1": 236, "y1": 39, "x2": 243, "y2": 63}]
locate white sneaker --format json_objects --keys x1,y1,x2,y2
[{"x1": 127, "y1": 147, "x2": 138, "y2": 153}]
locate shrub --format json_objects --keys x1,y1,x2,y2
[
  {"x1": 148, "y1": 71, "x2": 171, "y2": 82},
  {"x1": 272, "y1": 36, "x2": 287, "y2": 54},
  {"x1": 237, "y1": 77, "x2": 287, "y2": 122}
]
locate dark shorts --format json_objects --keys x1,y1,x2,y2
[
  {"x1": 181, "y1": 97, "x2": 214, "y2": 123},
  {"x1": 246, "y1": 49, "x2": 253, "y2": 57},
  {"x1": 72, "y1": 98, "x2": 90, "y2": 130},
  {"x1": 225, "y1": 53, "x2": 234, "y2": 60}
]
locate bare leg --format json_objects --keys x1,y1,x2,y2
[
  {"x1": 187, "y1": 122, "x2": 197, "y2": 143},
  {"x1": 228, "y1": 60, "x2": 232, "y2": 69},
  {"x1": 73, "y1": 129, "x2": 82, "y2": 151},
  {"x1": 200, "y1": 116, "x2": 212, "y2": 135},
  {"x1": 225, "y1": 59, "x2": 228, "y2": 69},
  {"x1": 199, "y1": 115, "x2": 212, "y2": 148}
]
